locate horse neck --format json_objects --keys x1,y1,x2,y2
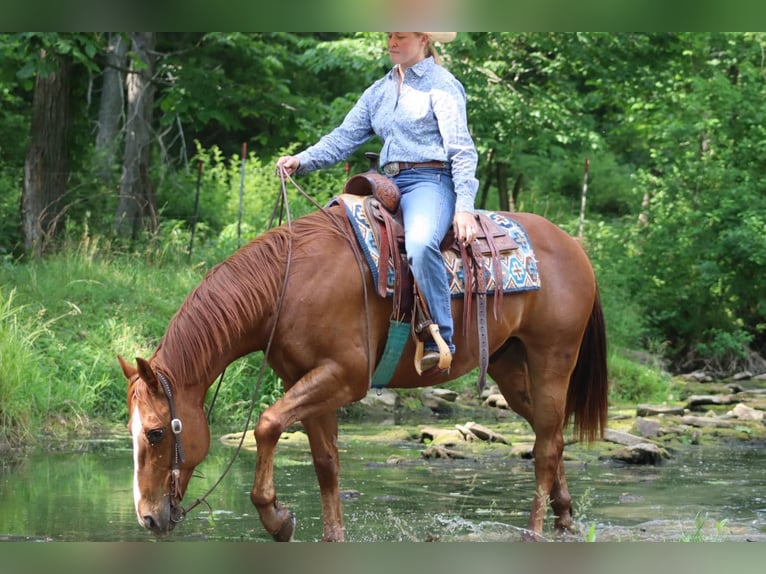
[{"x1": 153, "y1": 235, "x2": 286, "y2": 393}]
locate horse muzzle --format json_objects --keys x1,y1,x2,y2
[{"x1": 137, "y1": 496, "x2": 183, "y2": 537}]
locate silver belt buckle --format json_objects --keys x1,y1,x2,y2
[{"x1": 382, "y1": 162, "x2": 400, "y2": 177}]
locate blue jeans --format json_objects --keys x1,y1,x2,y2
[{"x1": 391, "y1": 168, "x2": 456, "y2": 353}]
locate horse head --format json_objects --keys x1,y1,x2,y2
[{"x1": 119, "y1": 355, "x2": 210, "y2": 537}]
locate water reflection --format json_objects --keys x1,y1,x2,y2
[{"x1": 1, "y1": 429, "x2": 765, "y2": 542}]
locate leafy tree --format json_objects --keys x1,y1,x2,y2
[
  {"x1": 114, "y1": 33, "x2": 157, "y2": 238},
  {"x1": 619, "y1": 33, "x2": 766, "y2": 369},
  {"x1": 11, "y1": 33, "x2": 101, "y2": 256}
]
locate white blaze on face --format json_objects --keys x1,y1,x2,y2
[{"x1": 130, "y1": 405, "x2": 143, "y2": 524}]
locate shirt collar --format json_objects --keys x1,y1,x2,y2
[{"x1": 388, "y1": 56, "x2": 435, "y2": 81}]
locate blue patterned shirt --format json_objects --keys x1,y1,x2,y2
[{"x1": 296, "y1": 57, "x2": 479, "y2": 213}]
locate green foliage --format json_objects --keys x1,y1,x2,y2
[
  {"x1": 0, "y1": 164, "x2": 22, "y2": 253},
  {"x1": 608, "y1": 351, "x2": 671, "y2": 403},
  {"x1": 620, "y1": 34, "x2": 766, "y2": 369},
  {"x1": 680, "y1": 512, "x2": 729, "y2": 542},
  {"x1": 157, "y1": 141, "x2": 346, "y2": 252},
  {"x1": 0, "y1": 287, "x2": 44, "y2": 442}
]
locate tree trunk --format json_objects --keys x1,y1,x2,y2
[
  {"x1": 477, "y1": 148, "x2": 494, "y2": 210},
  {"x1": 114, "y1": 32, "x2": 157, "y2": 238},
  {"x1": 577, "y1": 158, "x2": 589, "y2": 239},
  {"x1": 21, "y1": 50, "x2": 72, "y2": 257},
  {"x1": 95, "y1": 32, "x2": 127, "y2": 183},
  {"x1": 510, "y1": 173, "x2": 523, "y2": 213},
  {"x1": 495, "y1": 162, "x2": 509, "y2": 212}
]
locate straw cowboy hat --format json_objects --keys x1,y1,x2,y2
[{"x1": 425, "y1": 32, "x2": 457, "y2": 43}]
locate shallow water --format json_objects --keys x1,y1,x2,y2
[{"x1": 1, "y1": 425, "x2": 765, "y2": 542}]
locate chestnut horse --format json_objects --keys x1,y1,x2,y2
[{"x1": 118, "y1": 204, "x2": 608, "y2": 542}]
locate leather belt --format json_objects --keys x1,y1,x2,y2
[{"x1": 382, "y1": 161, "x2": 447, "y2": 177}]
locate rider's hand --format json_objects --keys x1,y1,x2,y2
[
  {"x1": 453, "y1": 211, "x2": 478, "y2": 244},
  {"x1": 276, "y1": 155, "x2": 300, "y2": 176}
]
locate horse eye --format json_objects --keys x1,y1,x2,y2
[{"x1": 146, "y1": 428, "x2": 165, "y2": 445}]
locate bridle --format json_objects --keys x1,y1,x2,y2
[{"x1": 156, "y1": 370, "x2": 186, "y2": 523}]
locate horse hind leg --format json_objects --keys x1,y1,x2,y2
[
  {"x1": 488, "y1": 338, "x2": 574, "y2": 539},
  {"x1": 550, "y1": 460, "x2": 574, "y2": 533}
]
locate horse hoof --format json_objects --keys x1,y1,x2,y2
[
  {"x1": 272, "y1": 511, "x2": 296, "y2": 542},
  {"x1": 555, "y1": 517, "x2": 577, "y2": 534},
  {"x1": 520, "y1": 529, "x2": 546, "y2": 542}
]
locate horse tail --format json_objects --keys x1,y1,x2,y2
[{"x1": 564, "y1": 284, "x2": 609, "y2": 443}]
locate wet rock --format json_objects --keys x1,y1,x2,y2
[
  {"x1": 479, "y1": 384, "x2": 499, "y2": 400},
  {"x1": 634, "y1": 417, "x2": 662, "y2": 439},
  {"x1": 420, "y1": 388, "x2": 456, "y2": 414},
  {"x1": 680, "y1": 415, "x2": 736, "y2": 428},
  {"x1": 483, "y1": 393, "x2": 509, "y2": 409},
  {"x1": 511, "y1": 444, "x2": 534, "y2": 458},
  {"x1": 680, "y1": 371, "x2": 714, "y2": 382},
  {"x1": 604, "y1": 429, "x2": 648, "y2": 447},
  {"x1": 431, "y1": 388, "x2": 459, "y2": 402},
  {"x1": 455, "y1": 423, "x2": 479, "y2": 441},
  {"x1": 421, "y1": 445, "x2": 467, "y2": 459},
  {"x1": 636, "y1": 404, "x2": 686, "y2": 417},
  {"x1": 726, "y1": 403, "x2": 764, "y2": 422},
  {"x1": 419, "y1": 425, "x2": 462, "y2": 444},
  {"x1": 733, "y1": 371, "x2": 753, "y2": 381},
  {"x1": 340, "y1": 489, "x2": 361, "y2": 500},
  {"x1": 686, "y1": 394, "x2": 737, "y2": 409},
  {"x1": 609, "y1": 443, "x2": 669, "y2": 465},
  {"x1": 455, "y1": 421, "x2": 510, "y2": 444},
  {"x1": 361, "y1": 388, "x2": 398, "y2": 408},
  {"x1": 386, "y1": 455, "x2": 407, "y2": 465}
]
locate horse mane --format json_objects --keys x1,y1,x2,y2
[{"x1": 152, "y1": 207, "x2": 348, "y2": 389}]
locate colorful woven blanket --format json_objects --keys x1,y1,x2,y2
[{"x1": 335, "y1": 194, "x2": 540, "y2": 296}]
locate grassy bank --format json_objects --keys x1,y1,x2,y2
[
  {"x1": 0, "y1": 230, "x2": 670, "y2": 447},
  {"x1": 0, "y1": 234, "x2": 280, "y2": 445}
]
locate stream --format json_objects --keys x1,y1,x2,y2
[{"x1": 2, "y1": 422, "x2": 765, "y2": 542}]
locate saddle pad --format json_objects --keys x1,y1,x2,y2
[{"x1": 334, "y1": 194, "x2": 540, "y2": 296}]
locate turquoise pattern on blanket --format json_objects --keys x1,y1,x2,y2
[{"x1": 335, "y1": 194, "x2": 540, "y2": 296}]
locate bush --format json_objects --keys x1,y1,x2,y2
[
  {"x1": 608, "y1": 350, "x2": 671, "y2": 404},
  {"x1": 0, "y1": 164, "x2": 22, "y2": 254}
]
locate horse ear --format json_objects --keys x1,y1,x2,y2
[
  {"x1": 118, "y1": 355, "x2": 137, "y2": 380},
  {"x1": 135, "y1": 357, "x2": 160, "y2": 391}
]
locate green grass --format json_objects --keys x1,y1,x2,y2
[{"x1": 0, "y1": 287, "x2": 44, "y2": 442}]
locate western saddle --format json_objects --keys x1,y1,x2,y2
[{"x1": 342, "y1": 153, "x2": 517, "y2": 391}]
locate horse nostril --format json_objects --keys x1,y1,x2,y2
[{"x1": 143, "y1": 515, "x2": 157, "y2": 530}]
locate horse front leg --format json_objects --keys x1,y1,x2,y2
[
  {"x1": 250, "y1": 405, "x2": 296, "y2": 541},
  {"x1": 249, "y1": 365, "x2": 363, "y2": 542},
  {"x1": 303, "y1": 411, "x2": 344, "y2": 542}
]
